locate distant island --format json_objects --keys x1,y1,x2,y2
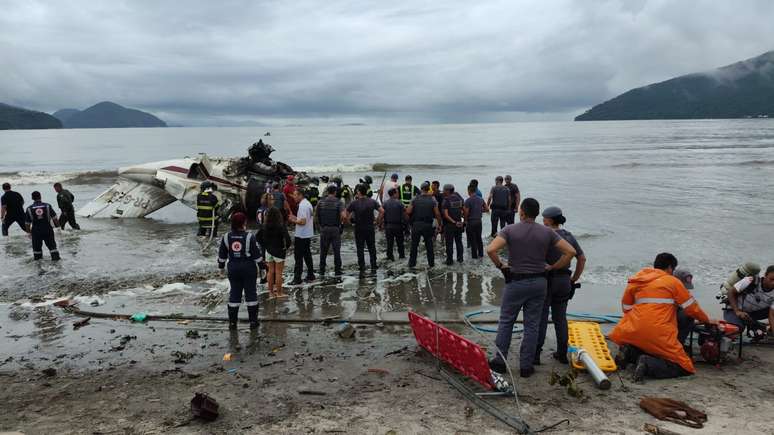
[
  {"x1": 53, "y1": 101, "x2": 167, "y2": 128},
  {"x1": 576, "y1": 50, "x2": 774, "y2": 121},
  {"x1": 0, "y1": 103, "x2": 62, "y2": 130}
]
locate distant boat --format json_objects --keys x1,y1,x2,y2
[{"x1": 264, "y1": 131, "x2": 271, "y2": 136}]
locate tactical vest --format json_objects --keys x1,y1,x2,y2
[
  {"x1": 317, "y1": 196, "x2": 342, "y2": 227},
  {"x1": 400, "y1": 184, "x2": 415, "y2": 206},
  {"x1": 445, "y1": 193, "x2": 463, "y2": 221},
  {"x1": 491, "y1": 185, "x2": 510, "y2": 209},
  {"x1": 197, "y1": 192, "x2": 218, "y2": 227},
  {"x1": 412, "y1": 195, "x2": 435, "y2": 224}
]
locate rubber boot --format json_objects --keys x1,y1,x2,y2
[
  {"x1": 228, "y1": 306, "x2": 239, "y2": 330},
  {"x1": 51, "y1": 251, "x2": 61, "y2": 261},
  {"x1": 247, "y1": 305, "x2": 259, "y2": 330}
]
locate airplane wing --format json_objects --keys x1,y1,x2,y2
[{"x1": 77, "y1": 177, "x2": 177, "y2": 218}]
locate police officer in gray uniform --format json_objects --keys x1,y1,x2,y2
[
  {"x1": 316, "y1": 185, "x2": 345, "y2": 276},
  {"x1": 487, "y1": 176, "x2": 511, "y2": 238},
  {"x1": 441, "y1": 184, "x2": 465, "y2": 265},
  {"x1": 407, "y1": 182, "x2": 443, "y2": 268},
  {"x1": 381, "y1": 188, "x2": 407, "y2": 260},
  {"x1": 486, "y1": 198, "x2": 576, "y2": 378}
]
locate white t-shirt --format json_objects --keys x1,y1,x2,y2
[
  {"x1": 734, "y1": 276, "x2": 774, "y2": 312},
  {"x1": 381, "y1": 181, "x2": 399, "y2": 204},
  {"x1": 294, "y1": 199, "x2": 314, "y2": 239}
]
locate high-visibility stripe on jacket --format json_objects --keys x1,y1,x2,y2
[{"x1": 609, "y1": 268, "x2": 709, "y2": 373}]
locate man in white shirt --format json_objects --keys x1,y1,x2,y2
[
  {"x1": 724, "y1": 265, "x2": 774, "y2": 335},
  {"x1": 289, "y1": 189, "x2": 315, "y2": 285},
  {"x1": 378, "y1": 173, "x2": 400, "y2": 205}
]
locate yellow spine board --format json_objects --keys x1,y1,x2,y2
[{"x1": 567, "y1": 321, "x2": 617, "y2": 372}]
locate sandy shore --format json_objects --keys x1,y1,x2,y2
[{"x1": 1, "y1": 303, "x2": 773, "y2": 435}]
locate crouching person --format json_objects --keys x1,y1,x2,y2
[
  {"x1": 218, "y1": 212, "x2": 261, "y2": 330},
  {"x1": 723, "y1": 265, "x2": 774, "y2": 338},
  {"x1": 609, "y1": 253, "x2": 716, "y2": 382}
]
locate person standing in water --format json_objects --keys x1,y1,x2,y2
[
  {"x1": 257, "y1": 207, "x2": 292, "y2": 299},
  {"x1": 503, "y1": 175, "x2": 520, "y2": 225},
  {"x1": 316, "y1": 185, "x2": 345, "y2": 276},
  {"x1": 487, "y1": 176, "x2": 511, "y2": 237},
  {"x1": 53, "y1": 182, "x2": 80, "y2": 230},
  {"x1": 441, "y1": 184, "x2": 465, "y2": 265},
  {"x1": 289, "y1": 189, "x2": 315, "y2": 285},
  {"x1": 463, "y1": 184, "x2": 488, "y2": 259},
  {"x1": 25, "y1": 191, "x2": 61, "y2": 261},
  {"x1": 218, "y1": 212, "x2": 262, "y2": 330},
  {"x1": 535, "y1": 206, "x2": 586, "y2": 364},
  {"x1": 407, "y1": 182, "x2": 443, "y2": 268},
  {"x1": 346, "y1": 184, "x2": 384, "y2": 276},
  {"x1": 2, "y1": 183, "x2": 28, "y2": 236}
]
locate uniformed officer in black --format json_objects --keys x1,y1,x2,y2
[
  {"x1": 197, "y1": 181, "x2": 219, "y2": 237},
  {"x1": 487, "y1": 176, "x2": 511, "y2": 237},
  {"x1": 316, "y1": 185, "x2": 345, "y2": 276},
  {"x1": 53, "y1": 182, "x2": 80, "y2": 230},
  {"x1": 346, "y1": 184, "x2": 384, "y2": 276},
  {"x1": 441, "y1": 184, "x2": 465, "y2": 265},
  {"x1": 407, "y1": 182, "x2": 443, "y2": 268},
  {"x1": 218, "y1": 212, "x2": 262, "y2": 330},
  {"x1": 504, "y1": 175, "x2": 520, "y2": 225},
  {"x1": 2, "y1": 183, "x2": 28, "y2": 236},
  {"x1": 381, "y1": 188, "x2": 406, "y2": 260},
  {"x1": 25, "y1": 191, "x2": 60, "y2": 261}
]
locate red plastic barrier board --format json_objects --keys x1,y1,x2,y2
[{"x1": 408, "y1": 311, "x2": 494, "y2": 390}]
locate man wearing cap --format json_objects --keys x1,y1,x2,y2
[
  {"x1": 441, "y1": 184, "x2": 465, "y2": 265},
  {"x1": 503, "y1": 175, "x2": 520, "y2": 225},
  {"x1": 406, "y1": 182, "x2": 443, "y2": 268},
  {"x1": 379, "y1": 173, "x2": 400, "y2": 204},
  {"x1": 486, "y1": 198, "x2": 576, "y2": 378}
]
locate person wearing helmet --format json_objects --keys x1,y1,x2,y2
[
  {"x1": 217, "y1": 212, "x2": 262, "y2": 330},
  {"x1": 305, "y1": 177, "x2": 321, "y2": 207},
  {"x1": 406, "y1": 182, "x2": 443, "y2": 268},
  {"x1": 379, "y1": 173, "x2": 400, "y2": 204},
  {"x1": 197, "y1": 181, "x2": 220, "y2": 237},
  {"x1": 359, "y1": 175, "x2": 374, "y2": 198},
  {"x1": 441, "y1": 184, "x2": 464, "y2": 265},
  {"x1": 535, "y1": 206, "x2": 586, "y2": 365}
]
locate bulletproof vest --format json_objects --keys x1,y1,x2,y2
[
  {"x1": 27, "y1": 202, "x2": 54, "y2": 231},
  {"x1": 491, "y1": 185, "x2": 510, "y2": 209},
  {"x1": 383, "y1": 199, "x2": 404, "y2": 225},
  {"x1": 197, "y1": 192, "x2": 218, "y2": 222},
  {"x1": 223, "y1": 231, "x2": 254, "y2": 262},
  {"x1": 400, "y1": 184, "x2": 414, "y2": 206},
  {"x1": 445, "y1": 193, "x2": 463, "y2": 221},
  {"x1": 271, "y1": 191, "x2": 285, "y2": 209},
  {"x1": 317, "y1": 196, "x2": 342, "y2": 227},
  {"x1": 412, "y1": 195, "x2": 436, "y2": 224}
]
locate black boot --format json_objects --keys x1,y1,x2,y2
[
  {"x1": 228, "y1": 306, "x2": 239, "y2": 330},
  {"x1": 51, "y1": 251, "x2": 61, "y2": 261},
  {"x1": 247, "y1": 305, "x2": 259, "y2": 330}
]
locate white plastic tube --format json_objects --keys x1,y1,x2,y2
[{"x1": 576, "y1": 349, "x2": 611, "y2": 390}]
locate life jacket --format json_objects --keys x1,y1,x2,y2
[
  {"x1": 608, "y1": 268, "x2": 709, "y2": 373},
  {"x1": 490, "y1": 185, "x2": 510, "y2": 209},
  {"x1": 444, "y1": 193, "x2": 464, "y2": 221},
  {"x1": 196, "y1": 191, "x2": 218, "y2": 228},
  {"x1": 400, "y1": 184, "x2": 415, "y2": 206}
]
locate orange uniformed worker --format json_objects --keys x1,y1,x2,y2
[{"x1": 609, "y1": 252, "x2": 717, "y2": 383}]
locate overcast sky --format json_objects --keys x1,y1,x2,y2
[{"x1": 2, "y1": 0, "x2": 774, "y2": 125}]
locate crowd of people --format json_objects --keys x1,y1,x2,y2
[{"x1": 4, "y1": 172, "x2": 771, "y2": 385}]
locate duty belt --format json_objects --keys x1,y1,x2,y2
[
  {"x1": 548, "y1": 269, "x2": 572, "y2": 276},
  {"x1": 510, "y1": 272, "x2": 547, "y2": 281}
]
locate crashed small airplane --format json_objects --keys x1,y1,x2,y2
[{"x1": 78, "y1": 140, "x2": 304, "y2": 220}]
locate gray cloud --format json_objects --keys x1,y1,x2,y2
[{"x1": 2, "y1": 0, "x2": 774, "y2": 125}]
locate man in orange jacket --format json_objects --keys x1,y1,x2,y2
[{"x1": 609, "y1": 253, "x2": 716, "y2": 382}]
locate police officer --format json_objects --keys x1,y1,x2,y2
[
  {"x1": 25, "y1": 191, "x2": 60, "y2": 261},
  {"x1": 441, "y1": 184, "x2": 465, "y2": 265},
  {"x1": 381, "y1": 188, "x2": 406, "y2": 260},
  {"x1": 399, "y1": 175, "x2": 420, "y2": 207},
  {"x1": 218, "y1": 212, "x2": 262, "y2": 330},
  {"x1": 197, "y1": 181, "x2": 220, "y2": 237},
  {"x1": 316, "y1": 185, "x2": 345, "y2": 276},
  {"x1": 407, "y1": 182, "x2": 443, "y2": 268},
  {"x1": 463, "y1": 184, "x2": 488, "y2": 259},
  {"x1": 346, "y1": 184, "x2": 384, "y2": 276},
  {"x1": 53, "y1": 182, "x2": 80, "y2": 230},
  {"x1": 504, "y1": 175, "x2": 520, "y2": 225},
  {"x1": 486, "y1": 198, "x2": 576, "y2": 378},
  {"x1": 487, "y1": 176, "x2": 511, "y2": 238}
]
